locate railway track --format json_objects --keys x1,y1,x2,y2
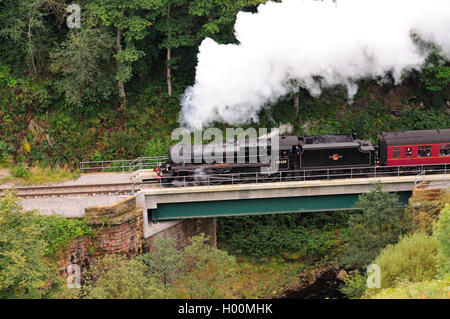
[
  {"x1": 1, "y1": 163, "x2": 448, "y2": 198},
  {"x1": 0, "y1": 182, "x2": 147, "y2": 199}
]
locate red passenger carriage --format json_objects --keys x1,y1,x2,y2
[{"x1": 379, "y1": 129, "x2": 450, "y2": 167}]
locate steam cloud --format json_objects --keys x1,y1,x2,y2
[{"x1": 180, "y1": 0, "x2": 450, "y2": 129}]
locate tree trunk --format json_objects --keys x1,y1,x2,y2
[
  {"x1": 28, "y1": 19, "x2": 37, "y2": 76},
  {"x1": 294, "y1": 92, "x2": 299, "y2": 115},
  {"x1": 166, "y1": 5, "x2": 172, "y2": 97},
  {"x1": 116, "y1": 9, "x2": 126, "y2": 99},
  {"x1": 167, "y1": 48, "x2": 172, "y2": 96}
]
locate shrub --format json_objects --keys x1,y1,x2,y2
[
  {"x1": 339, "y1": 270, "x2": 367, "y2": 299},
  {"x1": 0, "y1": 192, "x2": 61, "y2": 298},
  {"x1": 370, "y1": 274, "x2": 450, "y2": 299},
  {"x1": 176, "y1": 234, "x2": 237, "y2": 299},
  {"x1": 372, "y1": 232, "x2": 439, "y2": 290},
  {"x1": 338, "y1": 185, "x2": 408, "y2": 269},
  {"x1": 35, "y1": 215, "x2": 93, "y2": 257},
  {"x1": 433, "y1": 203, "x2": 450, "y2": 276},
  {"x1": 12, "y1": 164, "x2": 30, "y2": 178},
  {"x1": 81, "y1": 254, "x2": 167, "y2": 299}
]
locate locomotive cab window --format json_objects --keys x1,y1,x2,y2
[
  {"x1": 392, "y1": 147, "x2": 401, "y2": 159},
  {"x1": 440, "y1": 144, "x2": 450, "y2": 157},
  {"x1": 418, "y1": 145, "x2": 432, "y2": 157}
]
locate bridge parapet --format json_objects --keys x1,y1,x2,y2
[{"x1": 142, "y1": 174, "x2": 449, "y2": 222}]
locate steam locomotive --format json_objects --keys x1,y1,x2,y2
[{"x1": 158, "y1": 129, "x2": 450, "y2": 182}]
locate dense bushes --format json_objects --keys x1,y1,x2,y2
[
  {"x1": 65, "y1": 234, "x2": 237, "y2": 299},
  {"x1": 0, "y1": 193, "x2": 93, "y2": 298},
  {"x1": 433, "y1": 204, "x2": 450, "y2": 276},
  {"x1": 337, "y1": 185, "x2": 409, "y2": 269},
  {"x1": 79, "y1": 254, "x2": 167, "y2": 299},
  {"x1": 218, "y1": 212, "x2": 348, "y2": 260},
  {"x1": 373, "y1": 232, "x2": 439, "y2": 289}
]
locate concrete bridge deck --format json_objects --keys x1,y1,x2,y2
[{"x1": 138, "y1": 174, "x2": 449, "y2": 236}]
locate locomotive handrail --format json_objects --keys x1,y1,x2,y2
[{"x1": 154, "y1": 163, "x2": 449, "y2": 188}]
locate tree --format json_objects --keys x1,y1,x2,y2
[
  {"x1": 419, "y1": 51, "x2": 450, "y2": 92},
  {"x1": 81, "y1": 254, "x2": 167, "y2": 299},
  {"x1": 338, "y1": 185, "x2": 408, "y2": 269},
  {"x1": 0, "y1": 192, "x2": 59, "y2": 298},
  {"x1": 51, "y1": 19, "x2": 116, "y2": 107},
  {"x1": 150, "y1": 0, "x2": 195, "y2": 96},
  {"x1": 177, "y1": 234, "x2": 236, "y2": 298},
  {"x1": 89, "y1": 0, "x2": 154, "y2": 100},
  {"x1": 141, "y1": 236, "x2": 181, "y2": 286},
  {"x1": 188, "y1": 0, "x2": 269, "y2": 43},
  {"x1": 0, "y1": 0, "x2": 49, "y2": 75}
]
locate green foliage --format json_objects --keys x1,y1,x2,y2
[
  {"x1": 188, "y1": 0, "x2": 267, "y2": 43},
  {"x1": 0, "y1": 192, "x2": 60, "y2": 298},
  {"x1": 51, "y1": 23, "x2": 116, "y2": 106},
  {"x1": 178, "y1": 234, "x2": 236, "y2": 298},
  {"x1": 141, "y1": 236, "x2": 181, "y2": 286},
  {"x1": 339, "y1": 270, "x2": 367, "y2": 299},
  {"x1": 35, "y1": 216, "x2": 93, "y2": 257},
  {"x1": 0, "y1": 140, "x2": 13, "y2": 162},
  {"x1": 81, "y1": 254, "x2": 167, "y2": 299},
  {"x1": 433, "y1": 204, "x2": 450, "y2": 276},
  {"x1": 369, "y1": 274, "x2": 450, "y2": 299},
  {"x1": 0, "y1": 0, "x2": 50, "y2": 75},
  {"x1": 338, "y1": 185, "x2": 408, "y2": 269},
  {"x1": 373, "y1": 232, "x2": 439, "y2": 290},
  {"x1": 419, "y1": 52, "x2": 450, "y2": 92},
  {"x1": 89, "y1": 0, "x2": 154, "y2": 90},
  {"x1": 218, "y1": 211, "x2": 348, "y2": 260},
  {"x1": 12, "y1": 164, "x2": 30, "y2": 178}
]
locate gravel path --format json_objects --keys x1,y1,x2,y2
[
  {"x1": 2, "y1": 172, "x2": 135, "y2": 217},
  {"x1": 21, "y1": 195, "x2": 127, "y2": 218},
  {"x1": 56, "y1": 172, "x2": 134, "y2": 186}
]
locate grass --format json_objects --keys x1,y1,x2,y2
[
  {"x1": 229, "y1": 256, "x2": 311, "y2": 299},
  {"x1": 0, "y1": 161, "x2": 80, "y2": 186}
]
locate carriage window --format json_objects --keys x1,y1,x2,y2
[
  {"x1": 405, "y1": 147, "x2": 413, "y2": 157},
  {"x1": 418, "y1": 145, "x2": 432, "y2": 157},
  {"x1": 440, "y1": 144, "x2": 450, "y2": 157},
  {"x1": 392, "y1": 147, "x2": 401, "y2": 159}
]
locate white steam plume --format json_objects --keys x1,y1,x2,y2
[{"x1": 180, "y1": 0, "x2": 450, "y2": 130}]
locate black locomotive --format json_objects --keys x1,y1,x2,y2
[
  {"x1": 163, "y1": 133, "x2": 376, "y2": 177},
  {"x1": 157, "y1": 128, "x2": 450, "y2": 185}
]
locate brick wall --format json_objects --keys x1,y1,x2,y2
[
  {"x1": 412, "y1": 181, "x2": 444, "y2": 201},
  {"x1": 143, "y1": 218, "x2": 217, "y2": 252},
  {"x1": 58, "y1": 196, "x2": 217, "y2": 278}
]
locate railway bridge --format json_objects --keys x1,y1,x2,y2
[{"x1": 138, "y1": 172, "x2": 449, "y2": 238}]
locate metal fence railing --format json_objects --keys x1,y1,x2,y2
[
  {"x1": 152, "y1": 163, "x2": 449, "y2": 188},
  {"x1": 80, "y1": 156, "x2": 168, "y2": 173}
]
